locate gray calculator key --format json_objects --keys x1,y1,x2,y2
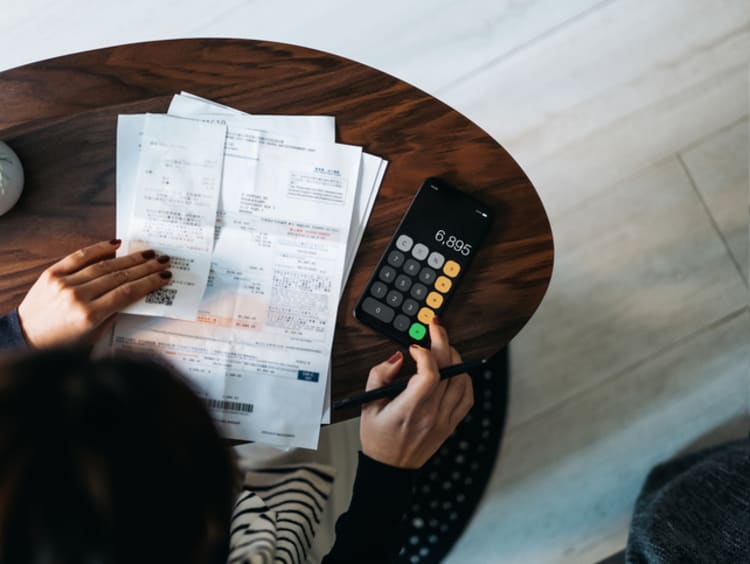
[
  {"x1": 362, "y1": 297, "x2": 395, "y2": 323},
  {"x1": 395, "y1": 274, "x2": 412, "y2": 292},
  {"x1": 403, "y1": 258, "x2": 421, "y2": 276},
  {"x1": 395, "y1": 235, "x2": 414, "y2": 252},
  {"x1": 427, "y1": 251, "x2": 445, "y2": 269},
  {"x1": 386, "y1": 290, "x2": 403, "y2": 307},
  {"x1": 387, "y1": 250, "x2": 405, "y2": 267},
  {"x1": 412, "y1": 243, "x2": 429, "y2": 260},
  {"x1": 410, "y1": 283, "x2": 428, "y2": 300},
  {"x1": 393, "y1": 314, "x2": 411, "y2": 332},
  {"x1": 402, "y1": 299, "x2": 419, "y2": 315},
  {"x1": 418, "y1": 267, "x2": 437, "y2": 285},
  {"x1": 378, "y1": 265, "x2": 397, "y2": 283},
  {"x1": 370, "y1": 281, "x2": 388, "y2": 299}
]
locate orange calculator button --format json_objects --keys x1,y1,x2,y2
[
  {"x1": 417, "y1": 307, "x2": 435, "y2": 325},
  {"x1": 435, "y1": 276, "x2": 452, "y2": 293},
  {"x1": 443, "y1": 260, "x2": 461, "y2": 278},
  {"x1": 426, "y1": 291, "x2": 444, "y2": 309}
]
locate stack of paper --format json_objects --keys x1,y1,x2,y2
[{"x1": 109, "y1": 92, "x2": 387, "y2": 449}]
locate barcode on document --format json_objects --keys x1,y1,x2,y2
[
  {"x1": 145, "y1": 288, "x2": 177, "y2": 306},
  {"x1": 206, "y1": 398, "x2": 254, "y2": 414}
]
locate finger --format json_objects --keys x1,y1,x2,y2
[
  {"x1": 73, "y1": 255, "x2": 171, "y2": 301},
  {"x1": 389, "y1": 344, "x2": 442, "y2": 413},
  {"x1": 363, "y1": 351, "x2": 404, "y2": 414},
  {"x1": 428, "y1": 317, "x2": 452, "y2": 368},
  {"x1": 50, "y1": 239, "x2": 122, "y2": 276},
  {"x1": 88, "y1": 271, "x2": 173, "y2": 324},
  {"x1": 442, "y1": 347, "x2": 474, "y2": 428},
  {"x1": 64, "y1": 248, "x2": 165, "y2": 286}
]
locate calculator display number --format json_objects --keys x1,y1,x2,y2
[{"x1": 353, "y1": 177, "x2": 493, "y2": 346}]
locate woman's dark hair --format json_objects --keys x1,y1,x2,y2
[{"x1": 0, "y1": 347, "x2": 238, "y2": 564}]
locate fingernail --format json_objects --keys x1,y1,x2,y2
[
  {"x1": 410, "y1": 344, "x2": 422, "y2": 351},
  {"x1": 387, "y1": 351, "x2": 402, "y2": 364},
  {"x1": 159, "y1": 271, "x2": 172, "y2": 279},
  {"x1": 157, "y1": 255, "x2": 170, "y2": 264},
  {"x1": 110, "y1": 238, "x2": 121, "y2": 245},
  {"x1": 432, "y1": 316, "x2": 441, "y2": 326},
  {"x1": 141, "y1": 250, "x2": 156, "y2": 259}
]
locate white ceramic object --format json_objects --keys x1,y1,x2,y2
[{"x1": 0, "y1": 141, "x2": 24, "y2": 216}]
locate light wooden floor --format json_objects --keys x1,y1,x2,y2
[{"x1": 2, "y1": 2, "x2": 748, "y2": 562}]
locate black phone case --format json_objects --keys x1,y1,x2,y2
[{"x1": 353, "y1": 177, "x2": 493, "y2": 346}]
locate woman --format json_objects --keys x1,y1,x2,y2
[{"x1": 0, "y1": 239, "x2": 474, "y2": 563}]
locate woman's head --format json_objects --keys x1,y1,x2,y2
[{"x1": 0, "y1": 348, "x2": 237, "y2": 564}]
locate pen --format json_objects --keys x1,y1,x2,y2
[{"x1": 333, "y1": 358, "x2": 488, "y2": 411}]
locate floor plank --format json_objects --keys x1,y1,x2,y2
[
  {"x1": 506, "y1": 157, "x2": 747, "y2": 428},
  {"x1": 681, "y1": 118, "x2": 749, "y2": 284},
  {"x1": 447, "y1": 309, "x2": 749, "y2": 564}
]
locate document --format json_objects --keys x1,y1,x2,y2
[
  {"x1": 167, "y1": 94, "x2": 388, "y2": 423},
  {"x1": 122, "y1": 114, "x2": 226, "y2": 320},
  {"x1": 112, "y1": 106, "x2": 364, "y2": 448}
]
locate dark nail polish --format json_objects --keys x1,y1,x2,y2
[
  {"x1": 141, "y1": 250, "x2": 156, "y2": 259},
  {"x1": 387, "y1": 351, "x2": 402, "y2": 364},
  {"x1": 110, "y1": 238, "x2": 121, "y2": 245},
  {"x1": 157, "y1": 255, "x2": 170, "y2": 264},
  {"x1": 159, "y1": 271, "x2": 172, "y2": 279},
  {"x1": 432, "y1": 316, "x2": 441, "y2": 326}
]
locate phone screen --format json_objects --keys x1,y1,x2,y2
[{"x1": 354, "y1": 178, "x2": 493, "y2": 346}]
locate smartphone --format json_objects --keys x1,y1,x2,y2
[{"x1": 353, "y1": 177, "x2": 493, "y2": 346}]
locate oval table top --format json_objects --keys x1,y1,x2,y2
[{"x1": 0, "y1": 38, "x2": 553, "y2": 422}]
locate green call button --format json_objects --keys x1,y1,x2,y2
[{"x1": 408, "y1": 322, "x2": 427, "y2": 341}]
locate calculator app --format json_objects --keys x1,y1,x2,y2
[{"x1": 354, "y1": 178, "x2": 493, "y2": 346}]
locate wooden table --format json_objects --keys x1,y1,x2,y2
[{"x1": 0, "y1": 39, "x2": 553, "y2": 422}]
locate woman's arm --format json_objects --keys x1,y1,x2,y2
[
  {"x1": 323, "y1": 319, "x2": 474, "y2": 563},
  {"x1": 4, "y1": 239, "x2": 171, "y2": 350},
  {"x1": 0, "y1": 309, "x2": 28, "y2": 351}
]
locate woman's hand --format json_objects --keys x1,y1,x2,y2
[
  {"x1": 360, "y1": 317, "x2": 474, "y2": 469},
  {"x1": 17, "y1": 239, "x2": 172, "y2": 349}
]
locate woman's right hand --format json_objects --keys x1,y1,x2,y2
[
  {"x1": 360, "y1": 317, "x2": 474, "y2": 469},
  {"x1": 17, "y1": 239, "x2": 172, "y2": 349}
]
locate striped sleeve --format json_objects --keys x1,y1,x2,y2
[{"x1": 228, "y1": 463, "x2": 335, "y2": 564}]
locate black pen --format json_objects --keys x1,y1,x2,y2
[{"x1": 333, "y1": 358, "x2": 488, "y2": 411}]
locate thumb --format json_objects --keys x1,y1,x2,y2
[
  {"x1": 363, "y1": 351, "x2": 404, "y2": 415},
  {"x1": 366, "y1": 350, "x2": 404, "y2": 391}
]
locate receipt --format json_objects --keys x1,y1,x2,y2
[
  {"x1": 122, "y1": 114, "x2": 226, "y2": 320},
  {"x1": 112, "y1": 111, "x2": 362, "y2": 448}
]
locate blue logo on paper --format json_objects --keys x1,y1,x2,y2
[{"x1": 297, "y1": 370, "x2": 319, "y2": 382}]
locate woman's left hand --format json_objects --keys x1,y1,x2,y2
[{"x1": 17, "y1": 239, "x2": 172, "y2": 348}]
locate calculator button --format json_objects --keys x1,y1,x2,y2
[
  {"x1": 402, "y1": 299, "x2": 419, "y2": 315},
  {"x1": 443, "y1": 260, "x2": 461, "y2": 278},
  {"x1": 395, "y1": 235, "x2": 414, "y2": 252},
  {"x1": 393, "y1": 314, "x2": 411, "y2": 332},
  {"x1": 386, "y1": 290, "x2": 404, "y2": 307},
  {"x1": 410, "y1": 283, "x2": 428, "y2": 300},
  {"x1": 427, "y1": 251, "x2": 445, "y2": 269},
  {"x1": 418, "y1": 307, "x2": 435, "y2": 325},
  {"x1": 370, "y1": 281, "x2": 388, "y2": 299},
  {"x1": 426, "y1": 291, "x2": 444, "y2": 309},
  {"x1": 362, "y1": 297, "x2": 395, "y2": 323},
  {"x1": 378, "y1": 265, "x2": 397, "y2": 283},
  {"x1": 387, "y1": 250, "x2": 405, "y2": 267},
  {"x1": 408, "y1": 322, "x2": 427, "y2": 341},
  {"x1": 403, "y1": 259, "x2": 421, "y2": 276},
  {"x1": 435, "y1": 276, "x2": 452, "y2": 293},
  {"x1": 418, "y1": 267, "x2": 436, "y2": 285},
  {"x1": 395, "y1": 274, "x2": 412, "y2": 292},
  {"x1": 411, "y1": 243, "x2": 429, "y2": 261}
]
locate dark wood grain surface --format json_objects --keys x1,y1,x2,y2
[{"x1": 0, "y1": 39, "x2": 553, "y2": 422}]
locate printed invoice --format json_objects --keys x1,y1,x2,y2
[{"x1": 109, "y1": 98, "x2": 381, "y2": 448}]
